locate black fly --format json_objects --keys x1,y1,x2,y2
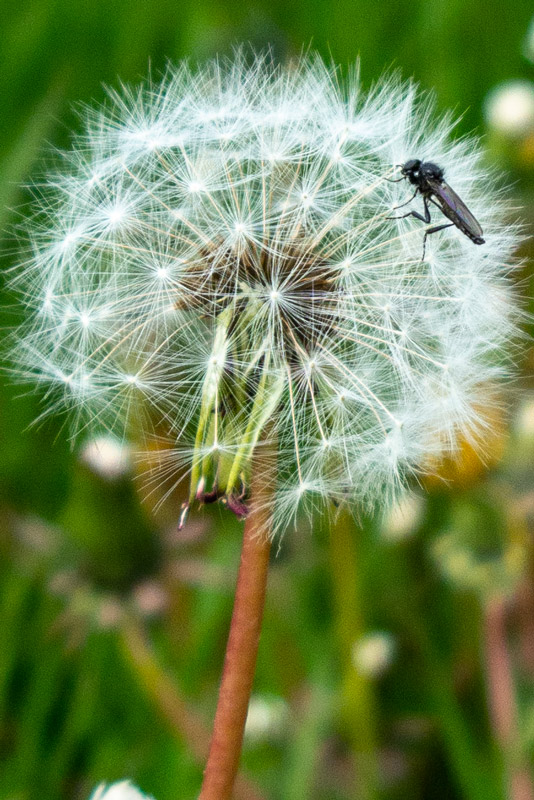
[{"x1": 388, "y1": 159, "x2": 485, "y2": 260}]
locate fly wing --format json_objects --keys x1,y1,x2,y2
[{"x1": 426, "y1": 178, "x2": 484, "y2": 238}]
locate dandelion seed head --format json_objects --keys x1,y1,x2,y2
[
  {"x1": 9, "y1": 52, "x2": 521, "y2": 534},
  {"x1": 90, "y1": 781, "x2": 155, "y2": 800}
]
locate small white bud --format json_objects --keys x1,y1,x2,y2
[
  {"x1": 97, "y1": 597, "x2": 124, "y2": 630},
  {"x1": 484, "y1": 80, "x2": 534, "y2": 137},
  {"x1": 514, "y1": 395, "x2": 534, "y2": 439},
  {"x1": 381, "y1": 493, "x2": 424, "y2": 541},
  {"x1": 80, "y1": 435, "x2": 132, "y2": 480},
  {"x1": 244, "y1": 694, "x2": 289, "y2": 742},
  {"x1": 352, "y1": 632, "x2": 396, "y2": 677},
  {"x1": 132, "y1": 580, "x2": 168, "y2": 617}
]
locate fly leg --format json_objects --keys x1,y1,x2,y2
[
  {"x1": 387, "y1": 195, "x2": 454, "y2": 260},
  {"x1": 421, "y1": 223, "x2": 454, "y2": 261},
  {"x1": 386, "y1": 188, "x2": 419, "y2": 213},
  {"x1": 388, "y1": 192, "x2": 431, "y2": 223}
]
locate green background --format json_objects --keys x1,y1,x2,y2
[{"x1": 1, "y1": 1, "x2": 534, "y2": 799}]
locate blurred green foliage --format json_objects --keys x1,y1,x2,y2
[{"x1": 1, "y1": 1, "x2": 534, "y2": 799}]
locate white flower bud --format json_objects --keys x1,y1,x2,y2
[
  {"x1": 514, "y1": 395, "x2": 534, "y2": 439},
  {"x1": 352, "y1": 632, "x2": 396, "y2": 677},
  {"x1": 132, "y1": 580, "x2": 168, "y2": 617},
  {"x1": 381, "y1": 493, "x2": 424, "y2": 541},
  {"x1": 244, "y1": 694, "x2": 289, "y2": 742},
  {"x1": 484, "y1": 80, "x2": 534, "y2": 137},
  {"x1": 80, "y1": 435, "x2": 132, "y2": 480}
]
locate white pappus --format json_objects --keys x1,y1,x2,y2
[
  {"x1": 9, "y1": 52, "x2": 521, "y2": 535},
  {"x1": 90, "y1": 781, "x2": 155, "y2": 800}
]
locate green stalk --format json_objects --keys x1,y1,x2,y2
[
  {"x1": 329, "y1": 507, "x2": 379, "y2": 800},
  {"x1": 224, "y1": 350, "x2": 284, "y2": 496},
  {"x1": 189, "y1": 304, "x2": 233, "y2": 504},
  {"x1": 386, "y1": 542, "x2": 504, "y2": 800}
]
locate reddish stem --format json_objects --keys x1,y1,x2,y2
[
  {"x1": 515, "y1": 575, "x2": 534, "y2": 677},
  {"x1": 484, "y1": 597, "x2": 516, "y2": 745},
  {"x1": 198, "y1": 476, "x2": 273, "y2": 800},
  {"x1": 484, "y1": 596, "x2": 534, "y2": 800}
]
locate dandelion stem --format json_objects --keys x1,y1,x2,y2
[{"x1": 199, "y1": 447, "x2": 274, "y2": 800}]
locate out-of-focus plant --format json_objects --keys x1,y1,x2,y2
[{"x1": 426, "y1": 394, "x2": 534, "y2": 800}]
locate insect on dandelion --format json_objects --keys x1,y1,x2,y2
[{"x1": 8, "y1": 52, "x2": 521, "y2": 800}]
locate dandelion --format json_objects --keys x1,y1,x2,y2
[
  {"x1": 10, "y1": 53, "x2": 518, "y2": 535},
  {"x1": 8, "y1": 51, "x2": 520, "y2": 800},
  {"x1": 90, "y1": 782, "x2": 155, "y2": 800}
]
